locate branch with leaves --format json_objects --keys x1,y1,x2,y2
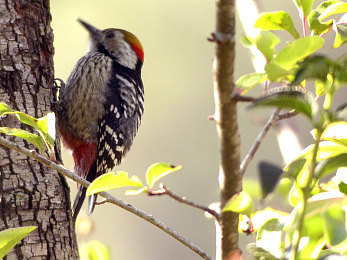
[{"x1": 0, "y1": 133, "x2": 213, "y2": 260}]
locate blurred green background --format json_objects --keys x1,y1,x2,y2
[{"x1": 51, "y1": 0, "x2": 344, "y2": 259}]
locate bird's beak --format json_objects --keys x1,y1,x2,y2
[{"x1": 78, "y1": 19, "x2": 100, "y2": 38}]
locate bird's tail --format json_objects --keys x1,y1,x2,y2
[
  {"x1": 73, "y1": 185, "x2": 86, "y2": 222},
  {"x1": 88, "y1": 194, "x2": 98, "y2": 215},
  {"x1": 72, "y1": 160, "x2": 99, "y2": 221}
]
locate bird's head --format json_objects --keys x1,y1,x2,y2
[{"x1": 78, "y1": 19, "x2": 144, "y2": 70}]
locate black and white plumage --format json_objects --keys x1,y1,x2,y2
[{"x1": 57, "y1": 20, "x2": 144, "y2": 220}]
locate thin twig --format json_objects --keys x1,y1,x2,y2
[
  {"x1": 233, "y1": 94, "x2": 257, "y2": 102},
  {"x1": 240, "y1": 109, "x2": 278, "y2": 176},
  {"x1": 275, "y1": 111, "x2": 297, "y2": 121},
  {"x1": 149, "y1": 184, "x2": 220, "y2": 221},
  {"x1": 0, "y1": 135, "x2": 212, "y2": 260},
  {"x1": 240, "y1": 109, "x2": 298, "y2": 177}
]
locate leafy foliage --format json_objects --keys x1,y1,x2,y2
[
  {"x1": 86, "y1": 163, "x2": 181, "y2": 197},
  {"x1": 0, "y1": 102, "x2": 55, "y2": 158},
  {"x1": 0, "y1": 227, "x2": 37, "y2": 259},
  {"x1": 237, "y1": 0, "x2": 347, "y2": 258}
]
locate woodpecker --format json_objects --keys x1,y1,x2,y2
[{"x1": 56, "y1": 20, "x2": 144, "y2": 221}]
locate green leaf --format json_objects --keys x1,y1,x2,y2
[
  {"x1": 255, "y1": 11, "x2": 300, "y2": 39},
  {"x1": 240, "y1": 35, "x2": 254, "y2": 47},
  {"x1": 145, "y1": 163, "x2": 182, "y2": 190},
  {"x1": 265, "y1": 63, "x2": 293, "y2": 81},
  {"x1": 0, "y1": 226, "x2": 37, "y2": 259},
  {"x1": 286, "y1": 190, "x2": 347, "y2": 252},
  {"x1": 292, "y1": 55, "x2": 333, "y2": 85},
  {"x1": 252, "y1": 91, "x2": 314, "y2": 119},
  {"x1": 321, "y1": 121, "x2": 347, "y2": 141},
  {"x1": 0, "y1": 102, "x2": 13, "y2": 116},
  {"x1": 293, "y1": 0, "x2": 316, "y2": 20},
  {"x1": 284, "y1": 158, "x2": 307, "y2": 179},
  {"x1": 255, "y1": 31, "x2": 281, "y2": 62},
  {"x1": 256, "y1": 218, "x2": 284, "y2": 258},
  {"x1": 222, "y1": 191, "x2": 254, "y2": 216},
  {"x1": 36, "y1": 113, "x2": 56, "y2": 148},
  {"x1": 81, "y1": 240, "x2": 110, "y2": 260},
  {"x1": 0, "y1": 127, "x2": 45, "y2": 152},
  {"x1": 288, "y1": 182, "x2": 303, "y2": 207},
  {"x1": 315, "y1": 80, "x2": 326, "y2": 97},
  {"x1": 338, "y1": 181, "x2": 347, "y2": 195},
  {"x1": 319, "y1": 2, "x2": 347, "y2": 21},
  {"x1": 235, "y1": 72, "x2": 267, "y2": 93},
  {"x1": 308, "y1": 1, "x2": 340, "y2": 35},
  {"x1": 86, "y1": 171, "x2": 143, "y2": 196},
  {"x1": 299, "y1": 214, "x2": 326, "y2": 259},
  {"x1": 272, "y1": 36, "x2": 325, "y2": 71},
  {"x1": 265, "y1": 36, "x2": 325, "y2": 81},
  {"x1": 333, "y1": 23, "x2": 347, "y2": 48},
  {"x1": 315, "y1": 153, "x2": 347, "y2": 179},
  {"x1": 251, "y1": 208, "x2": 288, "y2": 231},
  {"x1": 322, "y1": 205, "x2": 347, "y2": 254},
  {"x1": 246, "y1": 243, "x2": 278, "y2": 259}
]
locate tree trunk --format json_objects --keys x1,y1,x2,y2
[{"x1": 0, "y1": 0, "x2": 79, "y2": 259}]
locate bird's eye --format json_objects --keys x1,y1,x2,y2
[{"x1": 106, "y1": 32, "x2": 115, "y2": 38}]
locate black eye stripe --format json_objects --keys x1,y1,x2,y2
[{"x1": 106, "y1": 32, "x2": 115, "y2": 38}]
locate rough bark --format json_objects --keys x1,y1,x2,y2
[
  {"x1": 213, "y1": 0, "x2": 242, "y2": 259},
  {"x1": 0, "y1": 0, "x2": 79, "y2": 259}
]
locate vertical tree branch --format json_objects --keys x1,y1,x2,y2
[{"x1": 213, "y1": 0, "x2": 241, "y2": 259}]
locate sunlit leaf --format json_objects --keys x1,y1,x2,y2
[
  {"x1": 222, "y1": 191, "x2": 254, "y2": 216},
  {"x1": 321, "y1": 121, "x2": 347, "y2": 141},
  {"x1": 255, "y1": 31, "x2": 281, "y2": 62},
  {"x1": 265, "y1": 63, "x2": 293, "y2": 81},
  {"x1": 256, "y1": 218, "x2": 284, "y2": 258},
  {"x1": 319, "y1": 2, "x2": 347, "y2": 21},
  {"x1": 322, "y1": 205, "x2": 347, "y2": 254},
  {"x1": 0, "y1": 103, "x2": 55, "y2": 149},
  {"x1": 247, "y1": 243, "x2": 278, "y2": 259},
  {"x1": 299, "y1": 214, "x2": 326, "y2": 259},
  {"x1": 0, "y1": 127, "x2": 45, "y2": 152},
  {"x1": 255, "y1": 11, "x2": 300, "y2": 39},
  {"x1": 293, "y1": 0, "x2": 315, "y2": 20},
  {"x1": 37, "y1": 113, "x2": 56, "y2": 146},
  {"x1": 0, "y1": 102, "x2": 13, "y2": 116},
  {"x1": 86, "y1": 171, "x2": 143, "y2": 196},
  {"x1": 308, "y1": 1, "x2": 340, "y2": 34},
  {"x1": 235, "y1": 72, "x2": 267, "y2": 93},
  {"x1": 284, "y1": 159, "x2": 307, "y2": 179},
  {"x1": 240, "y1": 35, "x2": 254, "y2": 47},
  {"x1": 333, "y1": 23, "x2": 347, "y2": 48},
  {"x1": 288, "y1": 182, "x2": 303, "y2": 207},
  {"x1": 315, "y1": 80, "x2": 326, "y2": 97},
  {"x1": 272, "y1": 36, "x2": 325, "y2": 70},
  {"x1": 81, "y1": 240, "x2": 110, "y2": 260},
  {"x1": 251, "y1": 208, "x2": 288, "y2": 231},
  {"x1": 338, "y1": 181, "x2": 347, "y2": 195},
  {"x1": 145, "y1": 163, "x2": 182, "y2": 190},
  {"x1": 315, "y1": 153, "x2": 347, "y2": 179},
  {"x1": 0, "y1": 226, "x2": 37, "y2": 259}
]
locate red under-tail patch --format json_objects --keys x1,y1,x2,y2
[
  {"x1": 72, "y1": 143, "x2": 97, "y2": 178},
  {"x1": 58, "y1": 125, "x2": 97, "y2": 178}
]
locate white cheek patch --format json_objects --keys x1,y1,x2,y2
[{"x1": 113, "y1": 31, "x2": 137, "y2": 70}]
